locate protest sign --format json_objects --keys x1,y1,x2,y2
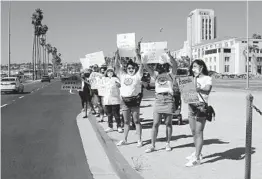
[
  {"x1": 140, "y1": 42, "x2": 170, "y2": 64},
  {"x1": 89, "y1": 72, "x2": 103, "y2": 89},
  {"x1": 117, "y1": 33, "x2": 136, "y2": 57},
  {"x1": 80, "y1": 58, "x2": 90, "y2": 69},
  {"x1": 61, "y1": 75, "x2": 82, "y2": 90},
  {"x1": 176, "y1": 76, "x2": 199, "y2": 104},
  {"x1": 85, "y1": 51, "x2": 105, "y2": 67}
]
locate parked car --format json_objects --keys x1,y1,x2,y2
[
  {"x1": 41, "y1": 75, "x2": 51, "y2": 82},
  {"x1": 1, "y1": 77, "x2": 24, "y2": 93}
]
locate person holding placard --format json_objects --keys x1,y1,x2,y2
[
  {"x1": 185, "y1": 59, "x2": 212, "y2": 167},
  {"x1": 102, "y1": 67, "x2": 123, "y2": 133},
  {"x1": 114, "y1": 49, "x2": 144, "y2": 147},
  {"x1": 90, "y1": 65, "x2": 105, "y2": 122},
  {"x1": 143, "y1": 50, "x2": 178, "y2": 153}
]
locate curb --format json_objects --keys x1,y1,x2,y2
[{"x1": 77, "y1": 113, "x2": 144, "y2": 179}]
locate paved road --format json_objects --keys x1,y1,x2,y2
[{"x1": 2, "y1": 80, "x2": 94, "y2": 179}]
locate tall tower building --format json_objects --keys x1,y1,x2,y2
[{"x1": 187, "y1": 9, "x2": 217, "y2": 46}]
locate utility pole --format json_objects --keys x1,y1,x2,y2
[
  {"x1": 8, "y1": 1, "x2": 11, "y2": 77},
  {"x1": 188, "y1": 12, "x2": 194, "y2": 65},
  {"x1": 246, "y1": 0, "x2": 250, "y2": 89}
]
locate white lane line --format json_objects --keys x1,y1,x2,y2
[
  {"x1": 1, "y1": 104, "x2": 8, "y2": 108},
  {"x1": 12, "y1": 100, "x2": 15, "y2": 101},
  {"x1": 31, "y1": 91, "x2": 34, "y2": 93},
  {"x1": 19, "y1": 96, "x2": 24, "y2": 99},
  {"x1": 36, "y1": 88, "x2": 40, "y2": 91}
]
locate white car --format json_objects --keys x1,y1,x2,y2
[{"x1": 1, "y1": 77, "x2": 24, "y2": 93}]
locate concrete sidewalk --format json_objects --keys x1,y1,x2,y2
[
  {"x1": 97, "y1": 88, "x2": 262, "y2": 179},
  {"x1": 23, "y1": 79, "x2": 41, "y2": 85}
]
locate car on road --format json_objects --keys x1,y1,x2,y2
[
  {"x1": 41, "y1": 75, "x2": 51, "y2": 83},
  {"x1": 0, "y1": 77, "x2": 24, "y2": 93}
]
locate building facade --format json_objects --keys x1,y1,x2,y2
[
  {"x1": 187, "y1": 9, "x2": 217, "y2": 46},
  {"x1": 173, "y1": 37, "x2": 262, "y2": 75}
]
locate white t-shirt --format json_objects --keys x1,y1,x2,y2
[
  {"x1": 195, "y1": 75, "x2": 212, "y2": 103},
  {"x1": 120, "y1": 72, "x2": 142, "y2": 97},
  {"x1": 103, "y1": 77, "x2": 121, "y2": 105},
  {"x1": 155, "y1": 72, "x2": 175, "y2": 95}
]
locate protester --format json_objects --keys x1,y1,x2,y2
[
  {"x1": 115, "y1": 50, "x2": 144, "y2": 147},
  {"x1": 143, "y1": 50, "x2": 178, "y2": 153},
  {"x1": 80, "y1": 70, "x2": 96, "y2": 118},
  {"x1": 185, "y1": 59, "x2": 212, "y2": 167},
  {"x1": 90, "y1": 65, "x2": 105, "y2": 122},
  {"x1": 103, "y1": 66, "x2": 123, "y2": 133}
]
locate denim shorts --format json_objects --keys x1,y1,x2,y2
[
  {"x1": 154, "y1": 93, "x2": 174, "y2": 114},
  {"x1": 188, "y1": 102, "x2": 207, "y2": 120}
]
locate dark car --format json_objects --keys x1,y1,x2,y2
[
  {"x1": 41, "y1": 75, "x2": 51, "y2": 82},
  {"x1": 141, "y1": 71, "x2": 155, "y2": 90}
]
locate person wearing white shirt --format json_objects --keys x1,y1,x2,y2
[
  {"x1": 143, "y1": 50, "x2": 178, "y2": 153},
  {"x1": 114, "y1": 49, "x2": 144, "y2": 147},
  {"x1": 185, "y1": 59, "x2": 212, "y2": 167}
]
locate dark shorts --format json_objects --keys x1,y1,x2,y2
[
  {"x1": 154, "y1": 93, "x2": 174, "y2": 114},
  {"x1": 188, "y1": 103, "x2": 207, "y2": 120}
]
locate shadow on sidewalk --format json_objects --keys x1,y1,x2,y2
[
  {"x1": 202, "y1": 147, "x2": 256, "y2": 164},
  {"x1": 171, "y1": 138, "x2": 229, "y2": 150},
  {"x1": 142, "y1": 99, "x2": 154, "y2": 102},
  {"x1": 143, "y1": 135, "x2": 193, "y2": 146},
  {"x1": 140, "y1": 104, "x2": 152, "y2": 108}
]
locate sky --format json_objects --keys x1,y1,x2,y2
[{"x1": 1, "y1": 1, "x2": 262, "y2": 65}]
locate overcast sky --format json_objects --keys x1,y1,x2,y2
[{"x1": 1, "y1": 1, "x2": 261, "y2": 65}]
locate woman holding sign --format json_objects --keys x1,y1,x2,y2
[
  {"x1": 102, "y1": 67, "x2": 123, "y2": 133},
  {"x1": 115, "y1": 50, "x2": 144, "y2": 147},
  {"x1": 184, "y1": 59, "x2": 212, "y2": 167},
  {"x1": 143, "y1": 50, "x2": 178, "y2": 153}
]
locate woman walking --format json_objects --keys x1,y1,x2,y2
[
  {"x1": 185, "y1": 59, "x2": 212, "y2": 167},
  {"x1": 143, "y1": 51, "x2": 178, "y2": 153},
  {"x1": 103, "y1": 67, "x2": 123, "y2": 133},
  {"x1": 115, "y1": 50, "x2": 144, "y2": 147}
]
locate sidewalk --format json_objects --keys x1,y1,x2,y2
[
  {"x1": 23, "y1": 79, "x2": 41, "y2": 85},
  {"x1": 97, "y1": 88, "x2": 262, "y2": 179}
]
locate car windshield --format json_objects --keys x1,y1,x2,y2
[{"x1": 1, "y1": 78, "x2": 16, "y2": 82}]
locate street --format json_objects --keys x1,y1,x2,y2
[{"x1": 1, "y1": 80, "x2": 94, "y2": 179}]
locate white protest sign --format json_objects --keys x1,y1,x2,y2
[
  {"x1": 98, "y1": 77, "x2": 108, "y2": 96},
  {"x1": 80, "y1": 58, "x2": 90, "y2": 69},
  {"x1": 117, "y1": 33, "x2": 136, "y2": 57},
  {"x1": 89, "y1": 72, "x2": 104, "y2": 89},
  {"x1": 85, "y1": 51, "x2": 105, "y2": 67},
  {"x1": 176, "y1": 76, "x2": 199, "y2": 104},
  {"x1": 141, "y1": 42, "x2": 170, "y2": 64}
]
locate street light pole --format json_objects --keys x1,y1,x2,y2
[
  {"x1": 188, "y1": 13, "x2": 194, "y2": 65},
  {"x1": 8, "y1": 1, "x2": 11, "y2": 77},
  {"x1": 246, "y1": 0, "x2": 250, "y2": 89}
]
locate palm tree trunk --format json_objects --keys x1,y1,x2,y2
[
  {"x1": 32, "y1": 34, "x2": 36, "y2": 80},
  {"x1": 37, "y1": 36, "x2": 41, "y2": 78}
]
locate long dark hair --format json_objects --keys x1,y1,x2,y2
[
  {"x1": 189, "y1": 59, "x2": 209, "y2": 77},
  {"x1": 124, "y1": 60, "x2": 139, "y2": 73},
  {"x1": 155, "y1": 63, "x2": 170, "y2": 74}
]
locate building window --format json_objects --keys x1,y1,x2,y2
[
  {"x1": 249, "y1": 57, "x2": 251, "y2": 62},
  {"x1": 242, "y1": 41, "x2": 247, "y2": 43},
  {"x1": 214, "y1": 65, "x2": 216, "y2": 71},
  {"x1": 225, "y1": 57, "x2": 230, "y2": 62},
  {"x1": 210, "y1": 57, "x2": 212, "y2": 62},
  {"x1": 224, "y1": 48, "x2": 231, "y2": 53},
  {"x1": 214, "y1": 57, "x2": 216, "y2": 62},
  {"x1": 224, "y1": 65, "x2": 230, "y2": 72},
  {"x1": 225, "y1": 42, "x2": 228, "y2": 47},
  {"x1": 205, "y1": 49, "x2": 218, "y2": 55},
  {"x1": 257, "y1": 57, "x2": 262, "y2": 62},
  {"x1": 253, "y1": 41, "x2": 259, "y2": 44}
]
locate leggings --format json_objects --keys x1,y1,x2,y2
[{"x1": 105, "y1": 105, "x2": 121, "y2": 128}]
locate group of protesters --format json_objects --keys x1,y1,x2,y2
[{"x1": 77, "y1": 45, "x2": 213, "y2": 167}]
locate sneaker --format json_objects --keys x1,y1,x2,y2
[
  {"x1": 116, "y1": 140, "x2": 127, "y2": 146},
  {"x1": 186, "y1": 152, "x2": 203, "y2": 161},
  {"x1": 165, "y1": 143, "x2": 171, "y2": 151},
  {"x1": 137, "y1": 140, "x2": 143, "y2": 148},
  {"x1": 105, "y1": 127, "x2": 113, "y2": 133},
  {"x1": 185, "y1": 156, "x2": 201, "y2": 167},
  {"x1": 83, "y1": 115, "x2": 88, "y2": 118},
  {"x1": 117, "y1": 127, "x2": 123, "y2": 133},
  {"x1": 145, "y1": 145, "x2": 155, "y2": 153}
]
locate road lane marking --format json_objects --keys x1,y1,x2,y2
[
  {"x1": 1, "y1": 104, "x2": 8, "y2": 108},
  {"x1": 36, "y1": 88, "x2": 40, "y2": 91},
  {"x1": 31, "y1": 91, "x2": 34, "y2": 93},
  {"x1": 12, "y1": 100, "x2": 15, "y2": 101},
  {"x1": 19, "y1": 96, "x2": 24, "y2": 99}
]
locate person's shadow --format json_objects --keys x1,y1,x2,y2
[{"x1": 202, "y1": 147, "x2": 256, "y2": 164}]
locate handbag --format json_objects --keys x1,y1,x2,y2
[
  {"x1": 122, "y1": 94, "x2": 140, "y2": 107},
  {"x1": 198, "y1": 93, "x2": 215, "y2": 122}
]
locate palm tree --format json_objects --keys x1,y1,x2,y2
[
  {"x1": 40, "y1": 25, "x2": 48, "y2": 75},
  {"x1": 31, "y1": 8, "x2": 44, "y2": 80},
  {"x1": 46, "y1": 43, "x2": 52, "y2": 74}
]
